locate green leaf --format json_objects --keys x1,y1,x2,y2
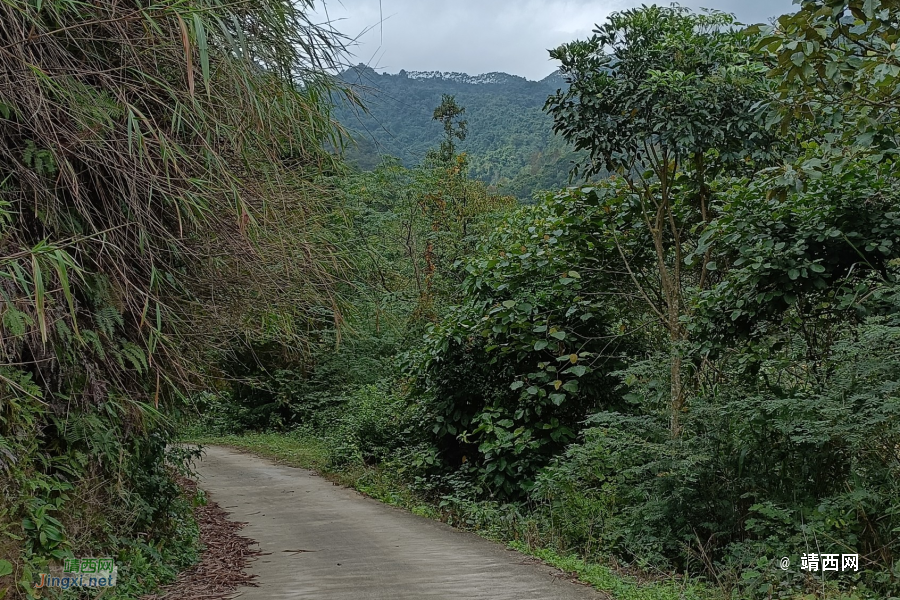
[
  {"x1": 863, "y1": 0, "x2": 877, "y2": 18},
  {"x1": 193, "y1": 14, "x2": 210, "y2": 96},
  {"x1": 549, "y1": 393, "x2": 566, "y2": 405},
  {"x1": 51, "y1": 250, "x2": 79, "y2": 334},
  {"x1": 0, "y1": 560, "x2": 12, "y2": 577},
  {"x1": 32, "y1": 254, "x2": 47, "y2": 342},
  {"x1": 534, "y1": 340, "x2": 549, "y2": 351},
  {"x1": 809, "y1": 263, "x2": 826, "y2": 273},
  {"x1": 510, "y1": 381, "x2": 524, "y2": 390},
  {"x1": 788, "y1": 268, "x2": 800, "y2": 280}
]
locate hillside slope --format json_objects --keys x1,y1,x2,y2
[{"x1": 334, "y1": 65, "x2": 580, "y2": 200}]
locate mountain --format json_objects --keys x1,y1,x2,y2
[{"x1": 333, "y1": 65, "x2": 580, "y2": 200}]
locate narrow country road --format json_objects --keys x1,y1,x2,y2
[{"x1": 195, "y1": 446, "x2": 605, "y2": 599}]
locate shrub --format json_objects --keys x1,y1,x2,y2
[
  {"x1": 333, "y1": 383, "x2": 416, "y2": 465},
  {"x1": 410, "y1": 190, "x2": 642, "y2": 497},
  {"x1": 529, "y1": 313, "x2": 900, "y2": 597}
]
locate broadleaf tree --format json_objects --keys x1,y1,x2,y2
[
  {"x1": 544, "y1": 5, "x2": 779, "y2": 434},
  {"x1": 754, "y1": 0, "x2": 900, "y2": 158}
]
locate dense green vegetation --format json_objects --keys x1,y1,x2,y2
[
  {"x1": 0, "y1": 0, "x2": 351, "y2": 596},
  {"x1": 4, "y1": 0, "x2": 900, "y2": 599},
  {"x1": 195, "y1": 2, "x2": 900, "y2": 599},
  {"x1": 334, "y1": 65, "x2": 581, "y2": 200}
]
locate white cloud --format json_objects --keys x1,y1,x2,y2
[{"x1": 314, "y1": 0, "x2": 796, "y2": 81}]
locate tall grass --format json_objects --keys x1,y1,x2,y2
[{"x1": 0, "y1": 0, "x2": 356, "y2": 595}]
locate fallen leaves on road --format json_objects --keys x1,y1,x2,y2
[{"x1": 143, "y1": 478, "x2": 261, "y2": 600}]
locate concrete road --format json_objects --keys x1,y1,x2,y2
[{"x1": 195, "y1": 446, "x2": 604, "y2": 600}]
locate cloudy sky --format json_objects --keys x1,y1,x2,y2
[{"x1": 314, "y1": 0, "x2": 798, "y2": 81}]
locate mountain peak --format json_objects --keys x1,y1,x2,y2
[
  {"x1": 340, "y1": 65, "x2": 563, "y2": 89},
  {"x1": 402, "y1": 71, "x2": 528, "y2": 85},
  {"x1": 538, "y1": 69, "x2": 567, "y2": 90}
]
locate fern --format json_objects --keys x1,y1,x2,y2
[
  {"x1": 81, "y1": 329, "x2": 106, "y2": 360},
  {"x1": 1, "y1": 307, "x2": 32, "y2": 338},
  {"x1": 54, "y1": 318, "x2": 71, "y2": 343},
  {"x1": 0, "y1": 199, "x2": 12, "y2": 230},
  {"x1": 118, "y1": 341, "x2": 148, "y2": 374},
  {"x1": 94, "y1": 305, "x2": 124, "y2": 338},
  {"x1": 22, "y1": 140, "x2": 57, "y2": 176}
]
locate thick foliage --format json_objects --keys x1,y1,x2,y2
[
  {"x1": 757, "y1": 0, "x2": 900, "y2": 154},
  {"x1": 206, "y1": 122, "x2": 516, "y2": 436},
  {"x1": 411, "y1": 190, "x2": 643, "y2": 497},
  {"x1": 546, "y1": 5, "x2": 774, "y2": 180},
  {"x1": 534, "y1": 307, "x2": 900, "y2": 597},
  {"x1": 694, "y1": 153, "x2": 900, "y2": 353},
  {"x1": 404, "y1": 4, "x2": 900, "y2": 591},
  {"x1": 0, "y1": 0, "x2": 348, "y2": 594},
  {"x1": 545, "y1": 4, "x2": 782, "y2": 435},
  {"x1": 193, "y1": 148, "x2": 522, "y2": 480}
]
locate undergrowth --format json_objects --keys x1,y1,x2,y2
[{"x1": 1, "y1": 468, "x2": 202, "y2": 600}]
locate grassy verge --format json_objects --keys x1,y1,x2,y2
[{"x1": 185, "y1": 432, "x2": 715, "y2": 600}]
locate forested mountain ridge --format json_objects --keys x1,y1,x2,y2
[{"x1": 334, "y1": 64, "x2": 578, "y2": 200}]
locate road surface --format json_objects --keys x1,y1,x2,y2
[{"x1": 195, "y1": 445, "x2": 604, "y2": 599}]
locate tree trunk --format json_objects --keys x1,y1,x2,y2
[{"x1": 669, "y1": 343, "x2": 685, "y2": 437}]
